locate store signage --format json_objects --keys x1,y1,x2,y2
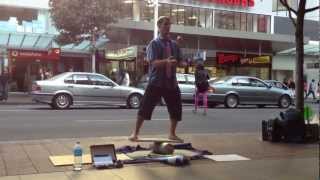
[
  {"x1": 105, "y1": 46, "x2": 138, "y2": 60},
  {"x1": 240, "y1": 56, "x2": 270, "y2": 65},
  {"x1": 217, "y1": 53, "x2": 270, "y2": 65},
  {"x1": 217, "y1": 53, "x2": 241, "y2": 64},
  {"x1": 199, "y1": 0, "x2": 255, "y2": 8},
  {"x1": 9, "y1": 48, "x2": 60, "y2": 60}
]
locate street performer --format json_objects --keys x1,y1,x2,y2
[{"x1": 129, "y1": 16, "x2": 186, "y2": 142}]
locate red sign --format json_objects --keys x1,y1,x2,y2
[
  {"x1": 9, "y1": 48, "x2": 60, "y2": 60},
  {"x1": 217, "y1": 53, "x2": 241, "y2": 64},
  {"x1": 200, "y1": 0, "x2": 255, "y2": 8}
]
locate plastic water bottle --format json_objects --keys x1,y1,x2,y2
[{"x1": 73, "y1": 141, "x2": 83, "y2": 171}]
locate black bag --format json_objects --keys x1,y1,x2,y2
[
  {"x1": 262, "y1": 108, "x2": 306, "y2": 143},
  {"x1": 196, "y1": 70, "x2": 209, "y2": 93}
]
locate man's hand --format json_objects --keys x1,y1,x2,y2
[{"x1": 166, "y1": 57, "x2": 178, "y2": 67}]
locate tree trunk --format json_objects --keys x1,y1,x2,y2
[{"x1": 294, "y1": 13, "x2": 305, "y2": 114}]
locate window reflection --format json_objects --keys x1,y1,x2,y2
[
  {"x1": 140, "y1": 0, "x2": 154, "y2": 22},
  {"x1": 205, "y1": 9, "x2": 213, "y2": 29},
  {"x1": 121, "y1": 0, "x2": 133, "y2": 20},
  {"x1": 128, "y1": 2, "x2": 270, "y2": 33}
]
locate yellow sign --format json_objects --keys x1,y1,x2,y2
[
  {"x1": 240, "y1": 56, "x2": 270, "y2": 65},
  {"x1": 105, "y1": 46, "x2": 138, "y2": 60}
]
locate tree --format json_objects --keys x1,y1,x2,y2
[
  {"x1": 49, "y1": 0, "x2": 121, "y2": 45},
  {"x1": 279, "y1": 0, "x2": 319, "y2": 114}
]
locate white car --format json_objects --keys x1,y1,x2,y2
[{"x1": 31, "y1": 72, "x2": 144, "y2": 109}]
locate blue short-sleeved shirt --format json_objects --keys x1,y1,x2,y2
[{"x1": 146, "y1": 37, "x2": 182, "y2": 89}]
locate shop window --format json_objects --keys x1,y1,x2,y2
[
  {"x1": 205, "y1": 9, "x2": 213, "y2": 29},
  {"x1": 240, "y1": 13, "x2": 247, "y2": 31},
  {"x1": 258, "y1": 15, "x2": 266, "y2": 33},
  {"x1": 199, "y1": 8, "x2": 206, "y2": 28},
  {"x1": 246, "y1": 14, "x2": 253, "y2": 32},
  {"x1": 234, "y1": 12, "x2": 241, "y2": 31},
  {"x1": 171, "y1": 5, "x2": 178, "y2": 25},
  {"x1": 214, "y1": 10, "x2": 235, "y2": 30},
  {"x1": 140, "y1": 0, "x2": 154, "y2": 22},
  {"x1": 177, "y1": 5, "x2": 185, "y2": 25},
  {"x1": 159, "y1": 4, "x2": 171, "y2": 18},
  {"x1": 185, "y1": 7, "x2": 199, "y2": 27},
  {"x1": 120, "y1": 0, "x2": 133, "y2": 20}
]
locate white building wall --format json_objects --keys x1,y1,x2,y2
[
  {"x1": 0, "y1": 0, "x2": 49, "y2": 9},
  {"x1": 273, "y1": 55, "x2": 319, "y2": 83}
]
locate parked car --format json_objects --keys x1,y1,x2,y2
[
  {"x1": 208, "y1": 76, "x2": 293, "y2": 108},
  {"x1": 136, "y1": 73, "x2": 196, "y2": 104},
  {"x1": 31, "y1": 72, "x2": 144, "y2": 109}
]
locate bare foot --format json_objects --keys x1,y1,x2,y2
[
  {"x1": 168, "y1": 135, "x2": 184, "y2": 143},
  {"x1": 128, "y1": 134, "x2": 138, "y2": 142}
]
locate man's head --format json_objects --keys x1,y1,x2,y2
[{"x1": 157, "y1": 16, "x2": 171, "y2": 39}]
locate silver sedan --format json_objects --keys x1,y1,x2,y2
[
  {"x1": 31, "y1": 72, "x2": 144, "y2": 109},
  {"x1": 208, "y1": 76, "x2": 293, "y2": 108}
]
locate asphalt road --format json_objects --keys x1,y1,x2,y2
[{"x1": 0, "y1": 104, "x2": 318, "y2": 142}]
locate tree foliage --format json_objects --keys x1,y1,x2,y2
[
  {"x1": 49, "y1": 0, "x2": 121, "y2": 45},
  {"x1": 278, "y1": 0, "x2": 319, "y2": 113}
]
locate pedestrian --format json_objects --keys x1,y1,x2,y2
[
  {"x1": 37, "y1": 67, "x2": 45, "y2": 80},
  {"x1": 287, "y1": 78, "x2": 295, "y2": 97},
  {"x1": 44, "y1": 68, "x2": 53, "y2": 79},
  {"x1": 193, "y1": 62, "x2": 210, "y2": 115},
  {"x1": 0, "y1": 67, "x2": 9, "y2": 102},
  {"x1": 120, "y1": 70, "x2": 130, "y2": 86},
  {"x1": 110, "y1": 68, "x2": 117, "y2": 82},
  {"x1": 129, "y1": 16, "x2": 186, "y2": 142},
  {"x1": 303, "y1": 80, "x2": 308, "y2": 96},
  {"x1": 305, "y1": 79, "x2": 316, "y2": 100}
]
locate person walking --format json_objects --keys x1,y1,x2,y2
[
  {"x1": 129, "y1": 16, "x2": 186, "y2": 142},
  {"x1": 193, "y1": 62, "x2": 209, "y2": 115},
  {"x1": 305, "y1": 79, "x2": 316, "y2": 100}
]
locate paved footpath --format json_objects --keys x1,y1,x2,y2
[{"x1": 0, "y1": 133, "x2": 318, "y2": 180}]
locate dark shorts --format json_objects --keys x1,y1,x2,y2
[{"x1": 138, "y1": 85, "x2": 182, "y2": 121}]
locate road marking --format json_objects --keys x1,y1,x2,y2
[{"x1": 75, "y1": 118, "x2": 169, "y2": 123}]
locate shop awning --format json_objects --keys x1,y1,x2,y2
[
  {"x1": 0, "y1": 32, "x2": 55, "y2": 50},
  {"x1": 0, "y1": 32, "x2": 109, "y2": 56},
  {"x1": 277, "y1": 41, "x2": 320, "y2": 56}
]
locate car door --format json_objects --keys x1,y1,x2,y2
[
  {"x1": 232, "y1": 77, "x2": 254, "y2": 103},
  {"x1": 177, "y1": 74, "x2": 192, "y2": 101},
  {"x1": 248, "y1": 78, "x2": 273, "y2": 103},
  {"x1": 88, "y1": 74, "x2": 122, "y2": 103},
  {"x1": 72, "y1": 74, "x2": 94, "y2": 102}
]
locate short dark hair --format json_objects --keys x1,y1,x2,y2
[{"x1": 157, "y1": 16, "x2": 170, "y2": 28}]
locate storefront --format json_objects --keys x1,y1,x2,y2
[
  {"x1": 8, "y1": 48, "x2": 60, "y2": 91},
  {"x1": 216, "y1": 52, "x2": 271, "y2": 79},
  {"x1": 101, "y1": 46, "x2": 139, "y2": 83},
  {"x1": 110, "y1": 0, "x2": 295, "y2": 80}
]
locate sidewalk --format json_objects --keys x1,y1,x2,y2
[{"x1": 0, "y1": 133, "x2": 317, "y2": 180}]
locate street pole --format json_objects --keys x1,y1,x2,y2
[
  {"x1": 92, "y1": 30, "x2": 96, "y2": 73},
  {"x1": 153, "y1": 0, "x2": 159, "y2": 39}
]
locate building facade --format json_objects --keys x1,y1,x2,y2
[
  {"x1": 1, "y1": 0, "x2": 317, "y2": 91},
  {"x1": 107, "y1": 0, "x2": 296, "y2": 82}
]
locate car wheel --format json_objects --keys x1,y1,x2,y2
[
  {"x1": 224, "y1": 94, "x2": 239, "y2": 108},
  {"x1": 127, "y1": 94, "x2": 142, "y2": 109},
  {"x1": 278, "y1": 95, "x2": 291, "y2": 108},
  {"x1": 52, "y1": 94, "x2": 71, "y2": 109}
]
